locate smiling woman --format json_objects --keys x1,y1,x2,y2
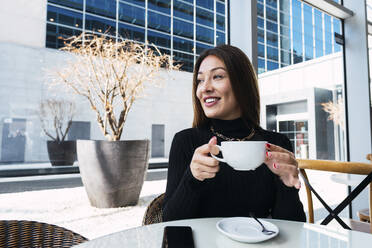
[{"x1": 162, "y1": 45, "x2": 306, "y2": 223}]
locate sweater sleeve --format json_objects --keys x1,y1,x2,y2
[
  {"x1": 162, "y1": 131, "x2": 206, "y2": 221},
  {"x1": 271, "y1": 134, "x2": 306, "y2": 222}
]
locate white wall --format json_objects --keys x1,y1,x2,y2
[
  {"x1": 0, "y1": 0, "x2": 46, "y2": 48},
  {"x1": 258, "y1": 52, "x2": 343, "y2": 97}
]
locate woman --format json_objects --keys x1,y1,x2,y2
[{"x1": 162, "y1": 45, "x2": 306, "y2": 222}]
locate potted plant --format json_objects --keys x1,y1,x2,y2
[
  {"x1": 39, "y1": 99, "x2": 76, "y2": 166},
  {"x1": 49, "y1": 33, "x2": 179, "y2": 208}
]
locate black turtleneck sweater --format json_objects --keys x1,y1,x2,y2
[{"x1": 162, "y1": 118, "x2": 306, "y2": 222}]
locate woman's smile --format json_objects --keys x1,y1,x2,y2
[{"x1": 203, "y1": 96, "x2": 221, "y2": 107}]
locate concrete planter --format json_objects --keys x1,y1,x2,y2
[
  {"x1": 47, "y1": 141, "x2": 77, "y2": 166},
  {"x1": 77, "y1": 140, "x2": 150, "y2": 208}
]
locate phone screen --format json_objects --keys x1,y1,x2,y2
[{"x1": 161, "y1": 226, "x2": 195, "y2": 248}]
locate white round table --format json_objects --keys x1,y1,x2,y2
[
  {"x1": 75, "y1": 217, "x2": 372, "y2": 247},
  {"x1": 331, "y1": 173, "x2": 369, "y2": 187}
]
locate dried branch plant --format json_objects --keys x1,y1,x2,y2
[
  {"x1": 49, "y1": 33, "x2": 180, "y2": 141},
  {"x1": 321, "y1": 98, "x2": 344, "y2": 130},
  {"x1": 39, "y1": 99, "x2": 75, "y2": 142}
]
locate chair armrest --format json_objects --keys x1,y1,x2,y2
[{"x1": 297, "y1": 159, "x2": 372, "y2": 175}]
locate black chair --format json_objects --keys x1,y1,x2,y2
[{"x1": 0, "y1": 220, "x2": 88, "y2": 247}]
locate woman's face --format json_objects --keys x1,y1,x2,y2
[{"x1": 196, "y1": 55, "x2": 241, "y2": 120}]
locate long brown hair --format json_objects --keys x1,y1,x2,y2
[{"x1": 192, "y1": 45, "x2": 260, "y2": 129}]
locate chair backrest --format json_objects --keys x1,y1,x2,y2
[
  {"x1": 367, "y1": 153, "x2": 372, "y2": 162},
  {"x1": 0, "y1": 220, "x2": 88, "y2": 248},
  {"x1": 142, "y1": 193, "x2": 165, "y2": 225},
  {"x1": 297, "y1": 159, "x2": 372, "y2": 233}
]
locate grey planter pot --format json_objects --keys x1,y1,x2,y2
[
  {"x1": 77, "y1": 140, "x2": 150, "y2": 208},
  {"x1": 47, "y1": 141, "x2": 77, "y2": 166}
]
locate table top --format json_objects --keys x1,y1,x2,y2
[
  {"x1": 75, "y1": 218, "x2": 372, "y2": 248},
  {"x1": 331, "y1": 173, "x2": 370, "y2": 187}
]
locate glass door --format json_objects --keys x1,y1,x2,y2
[{"x1": 277, "y1": 120, "x2": 309, "y2": 159}]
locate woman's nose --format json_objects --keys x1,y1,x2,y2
[{"x1": 201, "y1": 77, "x2": 213, "y2": 92}]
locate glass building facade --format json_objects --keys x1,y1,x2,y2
[
  {"x1": 46, "y1": 0, "x2": 228, "y2": 72},
  {"x1": 257, "y1": 0, "x2": 342, "y2": 74}
]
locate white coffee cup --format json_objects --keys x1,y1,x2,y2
[{"x1": 211, "y1": 141, "x2": 267, "y2": 171}]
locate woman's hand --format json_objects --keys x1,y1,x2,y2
[
  {"x1": 265, "y1": 143, "x2": 301, "y2": 189},
  {"x1": 190, "y1": 136, "x2": 220, "y2": 181}
]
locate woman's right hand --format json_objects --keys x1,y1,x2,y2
[{"x1": 190, "y1": 136, "x2": 220, "y2": 181}]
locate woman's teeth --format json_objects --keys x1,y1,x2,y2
[{"x1": 205, "y1": 98, "x2": 218, "y2": 103}]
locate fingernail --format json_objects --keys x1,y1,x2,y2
[
  {"x1": 266, "y1": 143, "x2": 271, "y2": 149},
  {"x1": 273, "y1": 163, "x2": 279, "y2": 169},
  {"x1": 266, "y1": 151, "x2": 271, "y2": 158}
]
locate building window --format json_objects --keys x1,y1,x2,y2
[
  {"x1": 173, "y1": 19, "x2": 193, "y2": 39},
  {"x1": 196, "y1": 25, "x2": 214, "y2": 44},
  {"x1": 196, "y1": 42, "x2": 213, "y2": 55},
  {"x1": 48, "y1": 0, "x2": 83, "y2": 10},
  {"x1": 196, "y1": 7, "x2": 214, "y2": 28},
  {"x1": 118, "y1": 23, "x2": 145, "y2": 42},
  {"x1": 119, "y1": 2, "x2": 146, "y2": 27},
  {"x1": 173, "y1": 0, "x2": 193, "y2": 21},
  {"x1": 46, "y1": 0, "x2": 228, "y2": 73},
  {"x1": 173, "y1": 37, "x2": 193, "y2": 53},
  {"x1": 148, "y1": 0, "x2": 171, "y2": 15},
  {"x1": 148, "y1": 11, "x2": 171, "y2": 33},
  {"x1": 85, "y1": 0, "x2": 116, "y2": 19}
]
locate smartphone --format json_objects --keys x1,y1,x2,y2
[{"x1": 161, "y1": 226, "x2": 195, "y2": 248}]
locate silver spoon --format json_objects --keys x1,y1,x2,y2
[{"x1": 249, "y1": 212, "x2": 276, "y2": 235}]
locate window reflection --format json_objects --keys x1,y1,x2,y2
[
  {"x1": 216, "y1": 15, "x2": 225, "y2": 31},
  {"x1": 196, "y1": 25, "x2": 214, "y2": 44},
  {"x1": 267, "y1": 46, "x2": 278, "y2": 61},
  {"x1": 147, "y1": 30, "x2": 170, "y2": 48},
  {"x1": 266, "y1": 20, "x2": 278, "y2": 33},
  {"x1": 124, "y1": 0, "x2": 145, "y2": 7},
  {"x1": 173, "y1": 37, "x2": 193, "y2": 53},
  {"x1": 174, "y1": 51, "x2": 194, "y2": 72},
  {"x1": 216, "y1": 2, "x2": 225, "y2": 15},
  {"x1": 47, "y1": 5, "x2": 83, "y2": 28},
  {"x1": 281, "y1": 49, "x2": 291, "y2": 64},
  {"x1": 46, "y1": 23, "x2": 82, "y2": 48},
  {"x1": 118, "y1": 23, "x2": 145, "y2": 42},
  {"x1": 266, "y1": 31, "x2": 278, "y2": 47},
  {"x1": 48, "y1": 0, "x2": 83, "y2": 10},
  {"x1": 85, "y1": 14, "x2": 116, "y2": 36},
  {"x1": 148, "y1": 0, "x2": 171, "y2": 15},
  {"x1": 174, "y1": 0, "x2": 193, "y2": 21},
  {"x1": 86, "y1": 0, "x2": 116, "y2": 19},
  {"x1": 173, "y1": 19, "x2": 193, "y2": 39},
  {"x1": 148, "y1": 11, "x2": 171, "y2": 33},
  {"x1": 266, "y1": 6, "x2": 277, "y2": 22},
  {"x1": 216, "y1": 31, "x2": 225, "y2": 45},
  {"x1": 196, "y1": 42, "x2": 213, "y2": 55},
  {"x1": 197, "y1": 0, "x2": 213, "y2": 10},
  {"x1": 119, "y1": 2, "x2": 145, "y2": 27},
  {"x1": 196, "y1": 7, "x2": 214, "y2": 28}
]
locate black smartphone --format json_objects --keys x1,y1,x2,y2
[{"x1": 161, "y1": 226, "x2": 195, "y2": 248}]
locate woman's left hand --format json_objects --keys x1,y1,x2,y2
[{"x1": 264, "y1": 143, "x2": 301, "y2": 189}]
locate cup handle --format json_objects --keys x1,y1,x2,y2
[{"x1": 211, "y1": 145, "x2": 227, "y2": 163}]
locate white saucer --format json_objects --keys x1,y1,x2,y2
[{"x1": 216, "y1": 217, "x2": 279, "y2": 243}]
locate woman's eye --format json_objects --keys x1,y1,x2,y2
[
  {"x1": 196, "y1": 79, "x2": 204, "y2": 84},
  {"x1": 213, "y1": 74, "x2": 224, "y2": 80}
]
